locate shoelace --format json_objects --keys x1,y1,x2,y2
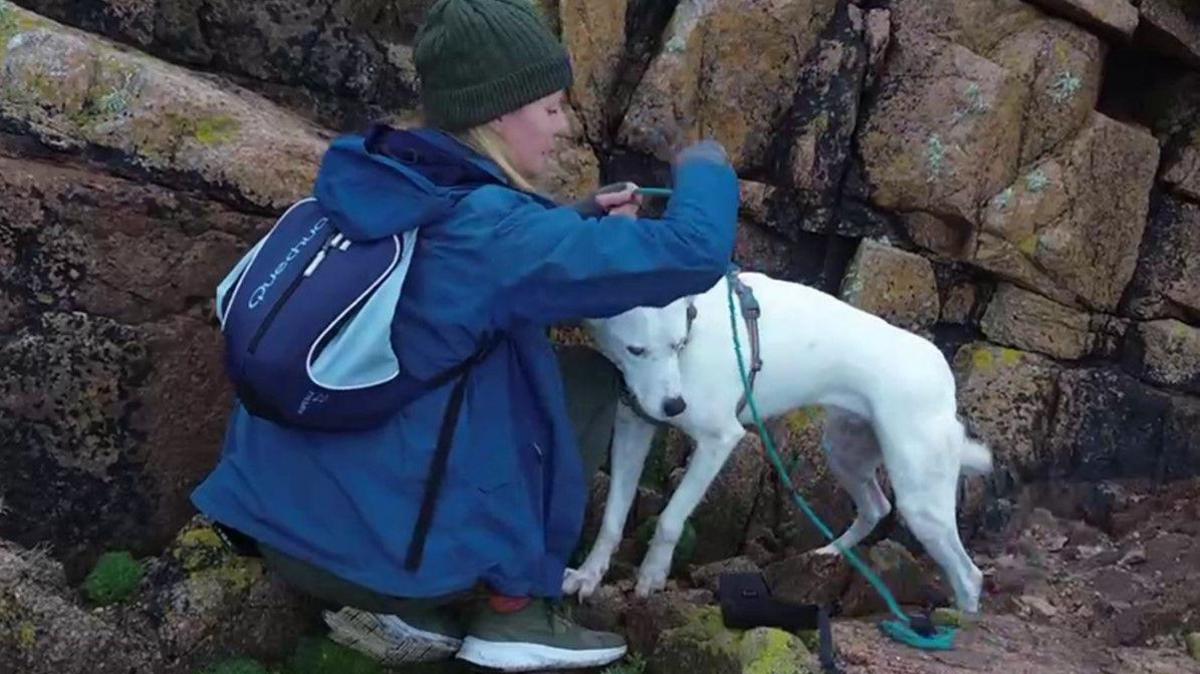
[{"x1": 547, "y1": 601, "x2": 577, "y2": 634}]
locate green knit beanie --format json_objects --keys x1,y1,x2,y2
[{"x1": 414, "y1": 0, "x2": 574, "y2": 131}]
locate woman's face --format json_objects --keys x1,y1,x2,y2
[{"x1": 490, "y1": 90, "x2": 570, "y2": 179}]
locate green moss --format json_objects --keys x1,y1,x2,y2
[
  {"x1": 661, "y1": 608, "x2": 811, "y2": 673},
  {"x1": 932, "y1": 607, "x2": 964, "y2": 627},
  {"x1": 971, "y1": 347, "x2": 994, "y2": 372},
  {"x1": 174, "y1": 524, "x2": 229, "y2": 572},
  {"x1": 83, "y1": 551, "x2": 143, "y2": 605},
  {"x1": 16, "y1": 621, "x2": 35, "y2": 650},
  {"x1": 285, "y1": 636, "x2": 382, "y2": 674},
  {"x1": 1185, "y1": 632, "x2": 1200, "y2": 661},
  {"x1": 1018, "y1": 233, "x2": 1039, "y2": 256},
  {"x1": 740, "y1": 627, "x2": 808, "y2": 674},
  {"x1": 785, "y1": 407, "x2": 825, "y2": 437},
  {"x1": 194, "y1": 115, "x2": 240, "y2": 146},
  {"x1": 197, "y1": 657, "x2": 271, "y2": 674}
]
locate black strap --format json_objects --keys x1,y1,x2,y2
[
  {"x1": 819, "y1": 604, "x2": 841, "y2": 674},
  {"x1": 404, "y1": 336, "x2": 501, "y2": 571}
]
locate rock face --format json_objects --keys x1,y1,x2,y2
[
  {"x1": 618, "y1": 0, "x2": 840, "y2": 171},
  {"x1": 953, "y1": 342, "x2": 1062, "y2": 481},
  {"x1": 0, "y1": 151, "x2": 269, "y2": 573},
  {"x1": 0, "y1": 517, "x2": 318, "y2": 674},
  {"x1": 0, "y1": 6, "x2": 327, "y2": 211},
  {"x1": 1023, "y1": 0, "x2": 1139, "y2": 39},
  {"x1": 1123, "y1": 319, "x2": 1200, "y2": 394},
  {"x1": 974, "y1": 112, "x2": 1159, "y2": 311},
  {"x1": 0, "y1": 539, "x2": 163, "y2": 674},
  {"x1": 1135, "y1": 0, "x2": 1200, "y2": 68},
  {"x1": 839, "y1": 239, "x2": 939, "y2": 332},
  {"x1": 8, "y1": 0, "x2": 422, "y2": 129},
  {"x1": 980, "y1": 283, "x2": 1093, "y2": 359},
  {"x1": 1122, "y1": 192, "x2": 1200, "y2": 321}
]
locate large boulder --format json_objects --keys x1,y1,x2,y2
[
  {"x1": 980, "y1": 283, "x2": 1093, "y2": 360},
  {"x1": 860, "y1": 0, "x2": 1109, "y2": 257},
  {"x1": 1047, "y1": 368, "x2": 1200, "y2": 482},
  {"x1": 617, "y1": 0, "x2": 840, "y2": 172},
  {"x1": 8, "y1": 0, "x2": 422, "y2": 128},
  {"x1": 0, "y1": 5, "x2": 327, "y2": 211},
  {"x1": 0, "y1": 539, "x2": 163, "y2": 674},
  {"x1": 768, "y1": 2, "x2": 870, "y2": 235},
  {"x1": 554, "y1": 0, "x2": 628, "y2": 145},
  {"x1": 953, "y1": 342, "x2": 1062, "y2": 481},
  {"x1": 1021, "y1": 0, "x2": 1138, "y2": 39},
  {"x1": 1134, "y1": 0, "x2": 1200, "y2": 69},
  {"x1": 974, "y1": 112, "x2": 1159, "y2": 311},
  {"x1": 839, "y1": 239, "x2": 939, "y2": 333},
  {"x1": 1122, "y1": 192, "x2": 1200, "y2": 321},
  {"x1": 1123, "y1": 319, "x2": 1200, "y2": 395},
  {"x1": 0, "y1": 146, "x2": 267, "y2": 573}
]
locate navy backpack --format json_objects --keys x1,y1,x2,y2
[{"x1": 216, "y1": 198, "x2": 492, "y2": 432}]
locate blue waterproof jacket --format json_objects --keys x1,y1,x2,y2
[{"x1": 191, "y1": 126, "x2": 738, "y2": 599}]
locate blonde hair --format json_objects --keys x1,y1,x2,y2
[
  {"x1": 454, "y1": 125, "x2": 538, "y2": 193},
  {"x1": 384, "y1": 111, "x2": 539, "y2": 193}
]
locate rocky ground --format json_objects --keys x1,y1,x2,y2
[{"x1": 3, "y1": 478, "x2": 1199, "y2": 673}]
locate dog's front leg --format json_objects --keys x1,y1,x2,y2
[
  {"x1": 563, "y1": 401, "x2": 657, "y2": 599},
  {"x1": 636, "y1": 424, "x2": 745, "y2": 596}
]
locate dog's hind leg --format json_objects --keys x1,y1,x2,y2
[
  {"x1": 813, "y1": 409, "x2": 891, "y2": 555},
  {"x1": 635, "y1": 421, "x2": 745, "y2": 597},
  {"x1": 563, "y1": 401, "x2": 658, "y2": 599},
  {"x1": 875, "y1": 415, "x2": 984, "y2": 613}
]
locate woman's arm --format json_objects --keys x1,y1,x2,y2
[{"x1": 485, "y1": 144, "x2": 739, "y2": 328}]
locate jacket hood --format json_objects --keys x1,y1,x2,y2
[{"x1": 313, "y1": 125, "x2": 507, "y2": 241}]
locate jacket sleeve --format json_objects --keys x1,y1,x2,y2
[{"x1": 484, "y1": 157, "x2": 740, "y2": 328}]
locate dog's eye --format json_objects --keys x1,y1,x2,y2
[{"x1": 626, "y1": 346, "x2": 646, "y2": 357}]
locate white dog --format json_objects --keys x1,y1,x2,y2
[{"x1": 564, "y1": 271, "x2": 993, "y2": 613}]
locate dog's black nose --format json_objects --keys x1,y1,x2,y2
[{"x1": 662, "y1": 397, "x2": 687, "y2": 417}]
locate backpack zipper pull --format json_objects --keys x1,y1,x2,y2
[{"x1": 303, "y1": 232, "x2": 344, "y2": 277}]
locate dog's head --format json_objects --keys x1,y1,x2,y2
[{"x1": 585, "y1": 296, "x2": 697, "y2": 421}]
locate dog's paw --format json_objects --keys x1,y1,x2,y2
[
  {"x1": 634, "y1": 565, "x2": 668, "y2": 597},
  {"x1": 562, "y1": 566, "x2": 604, "y2": 598}
]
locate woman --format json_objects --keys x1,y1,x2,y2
[{"x1": 191, "y1": 0, "x2": 739, "y2": 670}]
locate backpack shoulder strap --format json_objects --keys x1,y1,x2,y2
[{"x1": 404, "y1": 332, "x2": 504, "y2": 571}]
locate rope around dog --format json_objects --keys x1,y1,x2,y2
[{"x1": 725, "y1": 277, "x2": 958, "y2": 652}]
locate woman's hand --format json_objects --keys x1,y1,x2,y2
[{"x1": 594, "y1": 182, "x2": 643, "y2": 218}]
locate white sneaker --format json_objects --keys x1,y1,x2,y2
[{"x1": 323, "y1": 606, "x2": 463, "y2": 665}]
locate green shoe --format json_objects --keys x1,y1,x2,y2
[
  {"x1": 324, "y1": 605, "x2": 464, "y2": 665},
  {"x1": 456, "y1": 599, "x2": 627, "y2": 671}
]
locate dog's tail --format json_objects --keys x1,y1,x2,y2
[{"x1": 955, "y1": 423, "x2": 993, "y2": 476}]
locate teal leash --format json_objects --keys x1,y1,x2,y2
[{"x1": 724, "y1": 276, "x2": 957, "y2": 651}]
